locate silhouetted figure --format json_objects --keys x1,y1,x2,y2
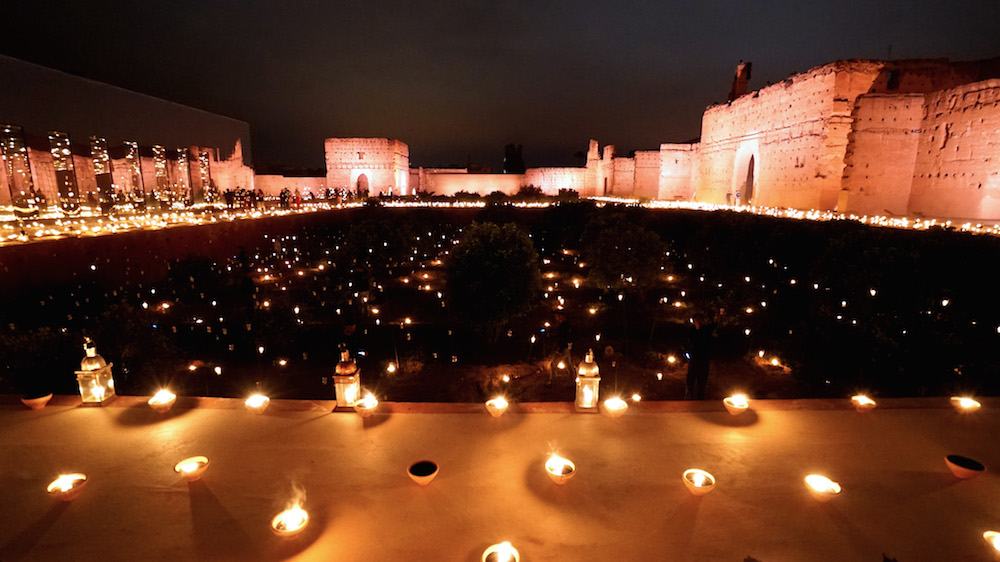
[
  {"x1": 686, "y1": 311, "x2": 719, "y2": 400},
  {"x1": 549, "y1": 313, "x2": 572, "y2": 384}
]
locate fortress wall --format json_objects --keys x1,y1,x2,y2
[
  {"x1": 419, "y1": 173, "x2": 524, "y2": 196},
  {"x1": 611, "y1": 156, "x2": 634, "y2": 196},
  {"x1": 524, "y1": 167, "x2": 587, "y2": 195},
  {"x1": 633, "y1": 150, "x2": 661, "y2": 199},
  {"x1": 254, "y1": 175, "x2": 326, "y2": 197},
  {"x1": 658, "y1": 143, "x2": 697, "y2": 200},
  {"x1": 908, "y1": 79, "x2": 1000, "y2": 219},
  {"x1": 841, "y1": 94, "x2": 924, "y2": 216},
  {"x1": 325, "y1": 138, "x2": 408, "y2": 195},
  {"x1": 697, "y1": 62, "x2": 883, "y2": 209}
]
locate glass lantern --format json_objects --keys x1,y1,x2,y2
[
  {"x1": 333, "y1": 343, "x2": 361, "y2": 409},
  {"x1": 75, "y1": 338, "x2": 115, "y2": 405},
  {"x1": 575, "y1": 349, "x2": 601, "y2": 411}
]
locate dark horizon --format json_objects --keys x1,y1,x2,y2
[{"x1": 2, "y1": 1, "x2": 999, "y2": 171}]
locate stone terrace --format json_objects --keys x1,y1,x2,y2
[{"x1": 1, "y1": 396, "x2": 998, "y2": 561}]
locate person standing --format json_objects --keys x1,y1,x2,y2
[{"x1": 686, "y1": 310, "x2": 720, "y2": 400}]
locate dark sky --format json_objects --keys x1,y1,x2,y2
[{"x1": 3, "y1": 1, "x2": 999, "y2": 170}]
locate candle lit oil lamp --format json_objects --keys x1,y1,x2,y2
[
  {"x1": 850, "y1": 394, "x2": 877, "y2": 413},
  {"x1": 354, "y1": 392, "x2": 378, "y2": 418},
  {"x1": 682, "y1": 468, "x2": 717, "y2": 496},
  {"x1": 944, "y1": 455, "x2": 986, "y2": 480},
  {"x1": 723, "y1": 394, "x2": 750, "y2": 416},
  {"x1": 407, "y1": 460, "x2": 439, "y2": 486},
  {"x1": 485, "y1": 396, "x2": 509, "y2": 418},
  {"x1": 544, "y1": 454, "x2": 576, "y2": 485},
  {"x1": 245, "y1": 394, "x2": 270, "y2": 414},
  {"x1": 47, "y1": 473, "x2": 88, "y2": 501},
  {"x1": 148, "y1": 389, "x2": 177, "y2": 414},
  {"x1": 602, "y1": 396, "x2": 629, "y2": 418},
  {"x1": 950, "y1": 396, "x2": 982, "y2": 413},
  {"x1": 174, "y1": 456, "x2": 210, "y2": 482},
  {"x1": 271, "y1": 503, "x2": 309, "y2": 538},
  {"x1": 482, "y1": 541, "x2": 520, "y2": 562},
  {"x1": 804, "y1": 474, "x2": 842, "y2": 502}
]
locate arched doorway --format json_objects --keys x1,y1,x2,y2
[
  {"x1": 743, "y1": 155, "x2": 755, "y2": 204},
  {"x1": 356, "y1": 173, "x2": 369, "y2": 195}
]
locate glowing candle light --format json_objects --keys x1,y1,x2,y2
[
  {"x1": 47, "y1": 473, "x2": 88, "y2": 501},
  {"x1": 851, "y1": 394, "x2": 877, "y2": 413},
  {"x1": 486, "y1": 396, "x2": 509, "y2": 417},
  {"x1": 805, "y1": 474, "x2": 842, "y2": 501},
  {"x1": 245, "y1": 394, "x2": 270, "y2": 414},
  {"x1": 983, "y1": 531, "x2": 1000, "y2": 553},
  {"x1": 173, "y1": 456, "x2": 210, "y2": 481},
  {"x1": 386, "y1": 362, "x2": 396, "y2": 374},
  {"x1": 723, "y1": 394, "x2": 750, "y2": 415},
  {"x1": 545, "y1": 454, "x2": 576, "y2": 485},
  {"x1": 271, "y1": 503, "x2": 309, "y2": 537},
  {"x1": 148, "y1": 389, "x2": 177, "y2": 414},
  {"x1": 951, "y1": 396, "x2": 982, "y2": 413},
  {"x1": 482, "y1": 541, "x2": 520, "y2": 562},
  {"x1": 603, "y1": 396, "x2": 629, "y2": 418},
  {"x1": 354, "y1": 392, "x2": 378, "y2": 418},
  {"x1": 682, "y1": 468, "x2": 717, "y2": 496}
]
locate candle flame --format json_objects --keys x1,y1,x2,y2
[
  {"x1": 359, "y1": 393, "x2": 378, "y2": 409},
  {"x1": 245, "y1": 394, "x2": 269, "y2": 408},
  {"x1": 272, "y1": 503, "x2": 309, "y2": 535},
  {"x1": 545, "y1": 454, "x2": 575, "y2": 476},
  {"x1": 604, "y1": 396, "x2": 628, "y2": 411},
  {"x1": 483, "y1": 541, "x2": 520, "y2": 562},
  {"x1": 952, "y1": 396, "x2": 981, "y2": 410},
  {"x1": 984, "y1": 531, "x2": 1000, "y2": 552},
  {"x1": 805, "y1": 474, "x2": 841, "y2": 494},
  {"x1": 48, "y1": 473, "x2": 86, "y2": 493},
  {"x1": 851, "y1": 394, "x2": 876, "y2": 406},
  {"x1": 582, "y1": 385, "x2": 594, "y2": 406},
  {"x1": 149, "y1": 389, "x2": 176, "y2": 405},
  {"x1": 726, "y1": 394, "x2": 749, "y2": 408}
]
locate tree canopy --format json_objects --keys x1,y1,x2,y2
[{"x1": 445, "y1": 222, "x2": 541, "y2": 340}]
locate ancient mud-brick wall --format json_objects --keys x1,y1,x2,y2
[
  {"x1": 254, "y1": 175, "x2": 326, "y2": 197},
  {"x1": 524, "y1": 167, "x2": 587, "y2": 195},
  {"x1": 420, "y1": 173, "x2": 524, "y2": 196},
  {"x1": 841, "y1": 94, "x2": 924, "y2": 216},
  {"x1": 611, "y1": 156, "x2": 635, "y2": 196},
  {"x1": 632, "y1": 150, "x2": 661, "y2": 200},
  {"x1": 324, "y1": 138, "x2": 409, "y2": 195},
  {"x1": 657, "y1": 143, "x2": 697, "y2": 200},
  {"x1": 697, "y1": 61, "x2": 884, "y2": 209},
  {"x1": 908, "y1": 79, "x2": 1000, "y2": 219}
]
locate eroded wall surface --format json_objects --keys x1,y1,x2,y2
[
  {"x1": 841, "y1": 94, "x2": 924, "y2": 216},
  {"x1": 909, "y1": 79, "x2": 1000, "y2": 219}
]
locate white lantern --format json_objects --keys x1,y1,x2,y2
[
  {"x1": 333, "y1": 344, "x2": 361, "y2": 409},
  {"x1": 75, "y1": 338, "x2": 115, "y2": 405},
  {"x1": 575, "y1": 349, "x2": 601, "y2": 411}
]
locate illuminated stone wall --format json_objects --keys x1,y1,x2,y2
[
  {"x1": 255, "y1": 175, "x2": 327, "y2": 197},
  {"x1": 524, "y1": 167, "x2": 587, "y2": 195},
  {"x1": 324, "y1": 138, "x2": 409, "y2": 196},
  {"x1": 419, "y1": 172, "x2": 524, "y2": 196},
  {"x1": 840, "y1": 94, "x2": 924, "y2": 216},
  {"x1": 908, "y1": 79, "x2": 1000, "y2": 219},
  {"x1": 657, "y1": 143, "x2": 697, "y2": 201}
]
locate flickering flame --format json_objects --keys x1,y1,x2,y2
[
  {"x1": 683, "y1": 468, "x2": 716, "y2": 489},
  {"x1": 726, "y1": 394, "x2": 749, "y2": 408},
  {"x1": 47, "y1": 473, "x2": 87, "y2": 494},
  {"x1": 173, "y1": 456, "x2": 210, "y2": 480},
  {"x1": 556, "y1": 361, "x2": 566, "y2": 370},
  {"x1": 149, "y1": 389, "x2": 176, "y2": 405},
  {"x1": 951, "y1": 396, "x2": 981, "y2": 411},
  {"x1": 91, "y1": 380, "x2": 106, "y2": 401},
  {"x1": 487, "y1": 396, "x2": 508, "y2": 409},
  {"x1": 851, "y1": 394, "x2": 876, "y2": 407},
  {"x1": 983, "y1": 531, "x2": 1000, "y2": 552},
  {"x1": 245, "y1": 394, "x2": 269, "y2": 409},
  {"x1": 604, "y1": 396, "x2": 628, "y2": 411},
  {"x1": 667, "y1": 355, "x2": 676, "y2": 364},
  {"x1": 545, "y1": 454, "x2": 575, "y2": 477},
  {"x1": 271, "y1": 503, "x2": 309, "y2": 536},
  {"x1": 482, "y1": 541, "x2": 520, "y2": 562},
  {"x1": 582, "y1": 385, "x2": 594, "y2": 407},
  {"x1": 358, "y1": 393, "x2": 378, "y2": 410},
  {"x1": 386, "y1": 362, "x2": 396, "y2": 373},
  {"x1": 805, "y1": 474, "x2": 842, "y2": 495}
]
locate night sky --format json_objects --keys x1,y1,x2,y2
[{"x1": 3, "y1": 1, "x2": 999, "y2": 170}]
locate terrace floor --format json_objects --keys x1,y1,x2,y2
[{"x1": 1, "y1": 395, "x2": 998, "y2": 561}]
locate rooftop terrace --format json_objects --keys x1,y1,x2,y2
[{"x1": 1, "y1": 396, "x2": 999, "y2": 561}]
